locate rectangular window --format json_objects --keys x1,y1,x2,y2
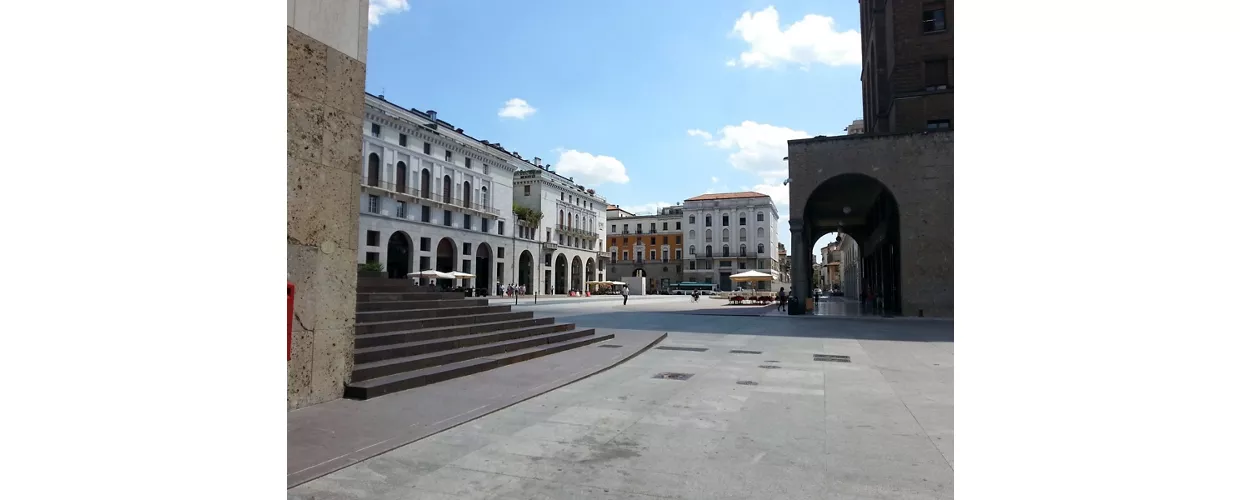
[
  {"x1": 463, "y1": 214, "x2": 472, "y2": 230},
  {"x1": 676, "y1": 222, "x2": 681, "y2": 230},
  {"x1": 927, "y1": 119, "x2": 952, "y2": 130},
  {"x1": 498, "y1": 221, "x2": 505, "y2": 235},
  {"x1": 396, "y1": 201, "x2": 407, "y2": 218},
  {"x1": 722, "y1": 215, "x2": 729, "y2": 226},
  {"x1": 423, "y1": 142, "x2": 431, "y2": 155},
  {"x1": 420, "y1": 237, "x2": 431, "y2": 251},
  {"x1": 689, "y1": 215, "x2": 695, "y2": 224},
  {"x1": 445, "y1": 151, "x2": 453, "y2": 162},
  {"x1": 923, "y1": 6, "x2": 947, "y2": 33},
  {"x1": 740, "y1": 261, "x2": 747, "y2": 269},
  {"x1": 689, "y1": 261, "x2": 696, "y2": 270},
  {"x1": 421, "y1": 205, "x2": 431, "y2": 222},
  {"x1": 370, "y1": 124, "x2": 380, "y2": 137},
  {"x1": 662, "y1": 236, "x2": 669, "y2": 244},
  {"x1": 675, "y1": 249, "x2": 682, "y2": 259},
  {"x1": 465, "y1": 157, "x2": 472, "y2": 169},
  {"x1": 481, "y1": 218, "x2": 489, "y2": 233},
  {"x1": 463, "y1": 243, "x2": 472, "y2": 255},
  {"x1": 398, "y1": 133, "x2": 407, "y2": 147},
  {"x1": 611, "y1": 224, "x2": 616, "y2": 233},
  {"x1": 650, "y1": 250, "x2": 656, "y2": 260},
  {"x1": 419, "y1": 256, "x2": 430, "y2": 270},
  {"x1": 623, "y1": 224, "x2": 629, "y2": 233},
  {"x1": 523, "y1": 185, "x2": 531, "y2": 196},
  {"x1": 365, "y1": 230, "x2": 380, "y2": 246},
  {"x1": 925, "y1": 59, "x2": 949, "y2": 90},
  {"x1": 739, "y1": 217, "x2": 746, "y2": 226},
  {"x1": 498, "y1": 247, "x2": 505, "y2": 258},
  {"x1": 705, "y1": 216, "x2": 712, "y2": 227},
  {"x1": 623, "y1": 237, "x2": 628, "y2": 244},
  {"x1": 365, "y1": 251, "x2": 380, "y2": 263},
  {"x1": 676, "y1": 236, "x2": 682, "y2": 244},
  {"x1": 757, "y1": 212, "x2": 764, "y2": 222},
  {"x1": 443, "y1": 210, "x2": 452, "y2": 226},
  {"x1": 367, "y1": 195, "x2": 379, "y2": 213},
  {"x1": 649, "y1": 223, "x2": 655, "y2": 232},
  {"x1": 623, "y1": 251, "x2": 629, "y2": 260}
]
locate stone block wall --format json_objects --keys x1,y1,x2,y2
[
  {"x1": 787, "y1": 132, "x2": 953, "y2": 317},
  {"x1": 287, "y1": 10, "x2": 367, "y2": 410}
]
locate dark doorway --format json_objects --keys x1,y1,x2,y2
[
  {"x1": 555, "y1": 254, "x2": 568, "y2": 294},
  {"x1": 719, "y1": 273, "x2": 732, "y2": 292},
  {"x1": 386, "y1": 231, "x2": 411, "y2": 279},
  {"x1": 518, "y1": 250, "x2": 534, "y2": 290},
  {"x1": 420, "y1": 168, "x2": 431, "y2": 198},
  {"x1": 476, "y1": 243, "x2": 492, "y2": 296},
  {"x1": 570, "y1": 256, "x2": 583, "y2": 292}
]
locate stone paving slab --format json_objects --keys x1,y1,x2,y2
[{"x1": 286, "y1": 329, "x2": 666, "y2": 489}]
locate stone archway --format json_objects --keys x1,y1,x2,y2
[
  {"x1": 571, "y1": 256, "x2": 583, "y2": 292},
  {"x1": 787, "y1": 133, "x2": 953, "y2": 317},
  {"x1": 518, "y1": 250, "x2": 534, "y2": 290},
  {"x1": 386, "y1": 231, "x2": 412, "y2": 279},
  {"x1": 585, "y1": 258, "x2": 596, "y2": 287},
  {"x1": 554, "y1": 254, "x2": 568, "y2": 294},
  {"x1": 435, "y1": 238, "x2": 458, "y2": 290}
]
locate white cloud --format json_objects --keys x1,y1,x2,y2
[
  {"x1": 498, "y1": 98, "x2": 537, "y2": 119},
  {"x1": 553, "y1": 150, "x2": 630, "y2": 185},
  {"x1": 730, "y1": 7, "x2": 861, "y2": 69},
  {"x1": 687, "y1": 129, "x2": 714, "y2": 140},
  {"x1": 368, "y1": 0, "x2": 409, "y2": 28},
  {"x1": 694, "y1": 121, "x2": 808, "y2": 184},
  {"x1": 710, "y1": 176, "x2": 719, "y2": 184},
  {"x1": 624, "y1": 201, "x2": 672, "y2": 215}
]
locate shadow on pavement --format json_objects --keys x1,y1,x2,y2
[{"x1": 558, "y1": 311, "x2": 954, "y2": 343}]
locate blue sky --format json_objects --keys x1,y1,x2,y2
[{"x1": 365, "y1": 0, "x2": 862, "y2": 256}]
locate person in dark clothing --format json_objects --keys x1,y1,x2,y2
[{"x1": 776, "y1": 287, "x2": 788, "y2": 312}]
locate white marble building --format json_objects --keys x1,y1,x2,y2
[
  {"x1": 680, "y1": 192, "x2": 781, "y2": 291},
  {"x1": 355, "y1": 93, "x2": 608, "y2": 295},
  {"x1": 513, "y1": 164, "x2": 609, "y2": 294}
]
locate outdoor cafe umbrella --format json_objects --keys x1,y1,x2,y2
[
  {"x1": 446, "y1": 271, "x2": 476, "y2": 279},
  {"x1": 407, "y1": 270, "x2": 454, "y2": 280},
  {"x1": 728, "y1": 270, "x2": 774, "y2": 283}
]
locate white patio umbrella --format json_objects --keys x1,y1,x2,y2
[
  {"x1": 407, "y1": 270, "x2": 454, "y2": 280},
  {"x1": 447, "y1": 271, "x2": 476, "y2": 279},
  {"x1": 728, "y1": 270, "x2": 774, "y2": 283}
]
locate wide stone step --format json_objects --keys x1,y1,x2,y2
[
  {"x1": 359, "y1": 305, "x2": 533, "y2": 325},
  {"x1": 357, "y1": 291, "x2": 467, "y2": 303},
  {"x1": 356, "y1": 301, "x2": 509, "y2": 321},
  {"x1": 356, "y1": 299, "x2": 495, "y2": 312},
  {"x1": 354, "y1": 315, "x2": 552, "y2": 349},
  {"x1": 355, "y1": 306, "x2": 515, "y2": 333},
  {"x1": 353, "y1": 322, "x2": 575, "y2": 367},
  {"x1": 344, "y1": 329, "x2": 605, "y2": 400}
]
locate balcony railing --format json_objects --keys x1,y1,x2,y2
[
  {"x1": 556, "y1": 224, "x2": 597, "y2": 239},
  {"x1": 361, "y1": 178, "x2": 501, "y2": 216}
]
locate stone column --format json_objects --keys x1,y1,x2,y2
[
  {"x1": 287, "y1": 0, "x2": 369, "y2": 410},
  {"x1": 789, "y1": 220, "x2": 811, "y2": 314}
]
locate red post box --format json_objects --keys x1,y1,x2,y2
[{"x1": 287, "y1": 281, "x2": 295, "y2": 361}]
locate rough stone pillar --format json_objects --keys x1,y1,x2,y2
[
  {"x1": 287, "y1": 0, "x2": 368, "y2": 410},
  {"x1": 789, "y1": 220, "x2": 811, "y2": 315}
]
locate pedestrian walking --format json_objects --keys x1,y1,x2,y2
[
  {"x1": 776, "y1": 287, "x2": 788, "y2": 312},
  {"x1": 621, "y1": 285, "x2": 629, "y2": 305}
]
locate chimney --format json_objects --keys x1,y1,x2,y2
[
  {"x1": 427, "y1": 110, "x2": 438, "y2": 121},
  {"x1": 534, "y1": 157, "x2": 542, "y2": 167},
  {"x1": 456, "y1": 128, "x2": 463, "y2": 133}
]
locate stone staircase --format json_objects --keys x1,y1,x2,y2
[{"x1": 344, "y1": 278, "x2": 613, "y2": 400}]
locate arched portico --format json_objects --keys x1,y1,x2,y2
[{"x1": 786, "y1": 133, "x2": 954, "y2": 317}]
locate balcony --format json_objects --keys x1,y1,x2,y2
[{"x1": 556, "y1": 224, "x2": 597, "y2": 239}]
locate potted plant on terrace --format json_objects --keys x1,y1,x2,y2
[{"x1": 358, "y1": 261, "x2": 385, "y2": 279}]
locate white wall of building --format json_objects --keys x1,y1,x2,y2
[
  {"x1": 679, "y1": 195, "x2": 781, "y2": 289},
  {"x1": 513, "y1": 168, "x2": 609, "y2": 294}
]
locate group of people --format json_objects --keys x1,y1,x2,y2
[{"x1": 498, "y1": 283, "x2": 527, "y2": 297}]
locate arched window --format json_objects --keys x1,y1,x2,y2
[
  {"x1": 689, "y1": 230, "x2": 695, "y2": 240},
  {"x1": 722, "y1": 244, "x2": 729, "y2": 257},
  {"x1": 480, "y1": 186, "x2": 488, "y2": 208},
  {"x1": 366, "y1": 153, "x2": 380, "y2": 187},
  {"x1": 740, "y1": 228, "x2": 747, "y2": 242},
  {"x1": 442, "y1": 175, "x2": 452, "y2": 202},
  {"x1": 722, "y1": 228, "x2": 730, "y2": 242},
  {"x1": 757, "y1": 243, "x2": 765, "y2": 254},
  {"x1": 559, "y1": 210, "x2": 564, "y2": 225},
  {"x1": 757, "y1": 227, "x2": 765, "y2": 240},
  {"x1": 705, "y1": 245, "x2": 713, "y2": 257},
  {"x1": 394, "y1": 161, "x2": 407, "y2": 193},
  {"x1": 740, "y1": 244, "x2": 747, "y2": 256},
  {"x1": 705, "y1": 229, "x2": 712, "y2": 242},
  {"x1": 689, "y1": 245, "x2": 695, "y2": 255},
  {"x1": 462, "y1": 181, "x2": 472, "y2": 207}
]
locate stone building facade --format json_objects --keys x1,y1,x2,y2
[
  {"x1": 287, "y1": 0, "x2": 370, "y2": 410},
  {"x1": 861, "y1": 0, "x2": 954, "y2": 134},
  {"x1": 606, "y1": 205, "x2": 685, "y2": 293}
]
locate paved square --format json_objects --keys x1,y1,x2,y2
[{"x1": 290, "y1": 297, "x2": 953, "y2": 499}]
